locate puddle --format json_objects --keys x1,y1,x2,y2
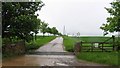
[
  {"x1": 2, "y1": 55, "x2": 75, "y2": 66},
  {"x1": 55, "y1": 62, "x2": 68, "y2": 66}
]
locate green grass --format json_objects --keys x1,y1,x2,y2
[
  {"x1": 63, "y1": 36, "x2": 119, "y2": 65},
  {"x1": 63, "y1": 36, "x2": 114, "y2": 52},
  {"x1": 74, "y1": 36, "x2": 116, "y2": 48},
  {"x1": 26, "y1": 36, "x2": 56, "y2": 50},
  {"x1": 63, "y1": 36, "x2": 77, "y2": 52},
  {"x1": 64, "y1": 36, "x2": 117, "y2": 51},
  {"x1": 79, "y1": 36, "x2": 113, "y2": 42},
  {"x1": 76, "y1": 52, "x2": 119, "y2": 66}
]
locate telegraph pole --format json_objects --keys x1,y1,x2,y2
[{"x1": 63, "y1": 25, "x2": 66, "y2": 35}]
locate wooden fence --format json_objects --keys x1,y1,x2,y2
[
  {"x1": 74, "y1": 35, "x2": 118, "y2": 52},
  {"x1": 80, "y1": 42, "x2": 114, "y2": 52}
]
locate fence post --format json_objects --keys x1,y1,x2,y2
[
  {"x1": 112, "y1": 35, "x2": 115, "y2": 51},
  {"x1": 80, "y1": 41, "x2": 82, "y2": 52},
  {"x1": 102, "y1": 43, "x2": 103, "y2": 52},
  {"x1": 91, "y1": 43, "x2": 93, "y2": 52},
  {"x1": 74, "y1": 42, "x2": 82, "y2": 55}
]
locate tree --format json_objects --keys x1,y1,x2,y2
[
  {"x1": 46, "y1": 27, "x2": 52, "y2": 36},
  {"x1": 100, "y1": 0, "x2": 120, "y2": 50},
  {"x1": 40, "y1": 22, "x2": 48, "y2": 36},
  {"x1": 13, "y1": 15, "x2": 41, "y2": 42},
  {"x1": 58, "y1": 32, "x2": 62, "y2": 36},
  {"x1": 51, "y1": 27, "x2": 58, "y2": 36},
  {"x1": 100, "y1": 0, "x2": 120, "y2": 35},
  {"x1": 2, "y1": 2, "x2": 44, "y2": 42}
]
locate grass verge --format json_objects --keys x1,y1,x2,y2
[
  {"x1": 76, "y1": 52, "x2": 118, "y2": 66},
  {"x1": 63, "y1": 36, "x2": 78, "y2": 52},
  {"x1": 26, "y1": 36, "x2": 56, "y2": 50}
]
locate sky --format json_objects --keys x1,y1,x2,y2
[{"x1": 36, "y1": 0, "x2": 116, "y2": 36}]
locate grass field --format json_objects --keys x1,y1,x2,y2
[
  {"x1": 78, "y1": 36, "x2": 113, "y2": 42},
  {"x1": 26, "y1": 36, "x2": 56, "y2": 50},
  {"x1": 63, "y1": 36, "x2": 119, "y2": 65}
]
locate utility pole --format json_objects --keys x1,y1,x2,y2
[{"x1": 63, "y1": 25, "x2": 66, "y2": 35}]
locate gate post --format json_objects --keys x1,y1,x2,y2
[
  {"x1": 102, "y1": 43, "x2": 103, "y2": 52},
  {"x1": 74, "y1": 42, "x2": 82, "y2": 55},
  {"x1": 112, "y1": 35, "x2": 115, "y2": 51}
]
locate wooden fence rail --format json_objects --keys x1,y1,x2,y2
[
  {"x1": 74, "y1": 35, "x2": 118, "y2": 52},
  {"x1": 80, "y1": 42, "x2": 113, "y2": 52}
]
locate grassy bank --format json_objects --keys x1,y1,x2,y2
[
  {"x1": 26, "y1": 36, "x2": 56, "y2": 50},
  {"x1": 76, "y1": 52, "x2": 118, "y2": 66}
]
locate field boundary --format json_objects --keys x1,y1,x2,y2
[
  {"x1": 81, "y1": 41, "x2": 114, "y2": 52},
  {"x1": 75, "y1": 36, "x2": 119, "y2": 52}
]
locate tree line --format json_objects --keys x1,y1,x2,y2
[
  {"x1": 2, "y1": 2, "x2": 62, "y2": 43},
  {"x1": 40, "y1": 21, "x2": 62, "y2": 37}
]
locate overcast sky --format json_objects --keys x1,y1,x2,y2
[{"x1": 36, "y1": 0, "x2": 115, "y2": 36}]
